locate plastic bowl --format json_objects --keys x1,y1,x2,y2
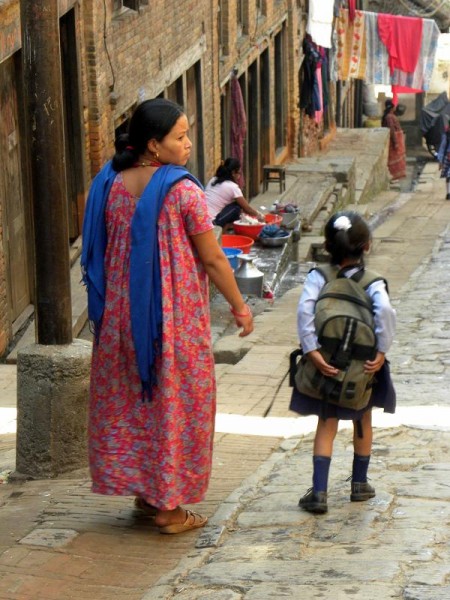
[
  {"x1": 265, "y1": 214, "x2": 283, "y2": 226},
  {"x1": 232, "y1": 221, "x2": 265, "y2": 240},
  {"x1": 223, "y1": 247, "x2": 243, "y2": 270},
  {"x1": 222, "y1": 234, "x2": 254, "y2": 254}
]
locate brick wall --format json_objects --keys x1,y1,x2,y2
[{"x1": 84, "y1": 1, "x2": 218, "y2": 177}]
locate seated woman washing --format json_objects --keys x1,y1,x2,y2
[{"x1": 205, "y1": 158, "x2": 264, "y2": 232}]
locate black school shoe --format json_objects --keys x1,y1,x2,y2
[
  {"x1": 299, "y1": 488, "x2": 328, "y2": 513},
  {"x1": 350, "y1": 481, "x2": 376, "y2": 502}
]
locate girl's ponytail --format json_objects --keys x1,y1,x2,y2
[{"x1": 324, "y1": 211, "x2": 371, "y2": 265}]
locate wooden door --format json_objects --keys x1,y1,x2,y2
[
  {"x1": 185, "y1": 62, "x2": 205, "y2": 182},
  {"x1": 247, "y1": 60, "x2": 260, "y2": 198},
  {"x1": 260, "y1": 49, "x2": 270, "y2": 169},
  {"x1": 0, "y1": 59, "x2": 30, "y2": 321}
]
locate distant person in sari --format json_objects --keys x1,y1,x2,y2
[{"x1": 382, "y1": 99, "x2": 406, "y2": 181}]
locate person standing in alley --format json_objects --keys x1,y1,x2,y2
[
  {"x1": 437, "y1": 120, "x2": 450, "y2": 200},
  {"x1": 81, "y1": 98, "x2": 253, "y2": 534},
  {"x1": 205, "y1": 158, "x2": 264, "y2": 232},
  {"x1": 290, "y1": 210, "x2": 396, "y2": 514},
  {"x1": 382, "y1": 99, "x2": 406, "y2": 182}
]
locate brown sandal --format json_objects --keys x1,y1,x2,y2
[
  {"x1": 134, "y1": 497, "x2": 158, "y2": 517},
  {"x1": 158, "y1": 509, "x2": 208, "y2": 535}
]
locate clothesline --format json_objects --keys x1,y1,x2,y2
[{"x1": 333, "y1": 8, "x2": 441, "y2": 103}]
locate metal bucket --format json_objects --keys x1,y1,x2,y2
[{"x1": 234, "y1": 254, "x2": 264, "y2": 297}]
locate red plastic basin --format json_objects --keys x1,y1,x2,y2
[
  {"x1": 232, "y1": 221, "x2": 264, "y2": 240},
  {"x1": 221, "y1": 234, "x2": 254, "y2": 254},
  {"x1": 265, "y1": 214, "x2": 283, "y2": 226}
]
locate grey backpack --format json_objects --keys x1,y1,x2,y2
[{"x1": 294, "y1": 265, "x2": 385, "y2": 411}]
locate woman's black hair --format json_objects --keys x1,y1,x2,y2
[
  {"x1": 112, "y1": 98, "x2": 184, "y2": 172},
  {"x1": 212, "y1": 157, "x2": 241, "y2": 186},
  {"x1": 382, "y1": 99, "x2": 395, "y2": 125},
  {"x1": 324, "y1": 210, "x2": 371, "y2": 266}
]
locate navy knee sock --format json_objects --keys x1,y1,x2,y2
[
  {"x1": 352, "y1": 454, "x2": 371, "y2": 483},
  {"x1": 312, "y1": 455, "x2": 331, "y2": 492}
]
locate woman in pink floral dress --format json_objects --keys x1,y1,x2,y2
[{"x1": 81, "y1": 99, "x2": 253, "y2": 534}]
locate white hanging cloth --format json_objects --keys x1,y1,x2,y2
[{"x1": 306, "y1": 0, "x2": 335, "y2": 49}]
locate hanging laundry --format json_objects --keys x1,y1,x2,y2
[
  {"x1": 348, "y1": 0, "x2": 356, "y2": 22},
  {"x1": 391, "y1": 19, "x2": 440, "y2": 95},
  {"x1": 336, "y1": 8, "x2": 366, "y2": 81},
  {"x1": 336, "y1": 10, "x2": 440, "y2": 102},
  {"x1": 300, "y1": 38, "x2": 322, "y2": 118},
  {"x1": 364, "y1": 11, "x2": 391, "y2": 85},
  {"x1": 334, "y1": 0, "x2": 343, "y2": 18},
  {"x1": 230, "y1": 76, "x2": 247, "y2": 189},
  {"x1": 329, "y1": 28, "x2": 339, "y2": 82},
  {"x1": 307, "y1": 0, "x2": 335, "y2": 49},
  {"x1": 321, "y1": 49, "x2": 330, "y2": 111},
  {"x1": 315, "y1": 64, "x2": 324, "y2": 124},
  {"x1": 378, "y1": 13, "x2": 423, "y2": 76}
]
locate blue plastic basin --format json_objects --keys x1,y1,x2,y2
[{"x1": 223, "y1": 247, "x2": 243, "y2": 270}]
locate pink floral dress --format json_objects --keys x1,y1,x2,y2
[{"x1": 89, "y1": 173, "x2": 215, "y2": 510}]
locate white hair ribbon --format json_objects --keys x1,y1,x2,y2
[{"x1": 334, "y1": 215, "x2": 352, "y2": 231}]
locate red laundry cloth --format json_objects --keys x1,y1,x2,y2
[
  {"x1": 378, "y1": 13, "x2": 423, "y2": 75},
  {"x1": 392, "y1": 84, "x2": 422, "y2": 105},
  {"x1": 230, "y1": 76, "x2": 247, "y2": 190},
  {"x1": 348, "y1": 0, "x2": 356, "y2": 22}
]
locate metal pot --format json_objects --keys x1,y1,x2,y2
[{"x1": 234, "y1": 254, "x2": 264, "y2": 297}]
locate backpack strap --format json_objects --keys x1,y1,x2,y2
[
  {"x1": 311, "y1": 264, "x2": 338, "y2": 283},
  {"x1": 353, "y1": 268, "x2": 389, "y2": 295},
  {"x1": 312, "y1": 264, "x2": 389, "y2": 295}
]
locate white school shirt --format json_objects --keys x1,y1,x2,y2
[
  {"x1": 297, "y1": 267, "x2": 396, "y2": 355},
  {"x1": 204, "y1": 178, "x2": 243, "y2": 219}
]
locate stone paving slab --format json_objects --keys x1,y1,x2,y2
[{"x1": 166, "y1": 427, "x2": 450, "y2": 599}]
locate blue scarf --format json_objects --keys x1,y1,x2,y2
[{"x1": 81, "y1": 161, "x2": 202, "y2": 398}]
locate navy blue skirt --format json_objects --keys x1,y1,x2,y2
[
  {"x1": 289, "y1": 361, "x2": 396, "y2": 420},
  {"x1": 440, "y1": 152, "x2": 450, "y2": 178}
]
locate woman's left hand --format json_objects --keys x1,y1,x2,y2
[
  {"x1": 364, "y1": 351, "x2": 385, "y2": 374},
  {"x1": 230, "y1": 304, "x2": 254, "y2": 337}
]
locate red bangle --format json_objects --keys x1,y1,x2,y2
[{"x1": 230, "y1": 304, "x2": 252, "y2": 318}]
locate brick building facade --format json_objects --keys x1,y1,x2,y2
[{"x1": 0, "y1": 0, "x2": 341, "y2": 357}]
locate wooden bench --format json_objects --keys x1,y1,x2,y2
[{"x1": 262, "y1": 165, "x2": 286, "y2": 193}]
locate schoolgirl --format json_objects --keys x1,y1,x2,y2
[
  {"x1": 437, "y1": 123, "x2": 450, "y2": 200},
  {"x1": 290, "y1": 210, "x2": 396, "y2": 513}
]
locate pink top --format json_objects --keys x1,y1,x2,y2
[{"x1": 205, "y1": 177, "x2": 243, "y2": 219}]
